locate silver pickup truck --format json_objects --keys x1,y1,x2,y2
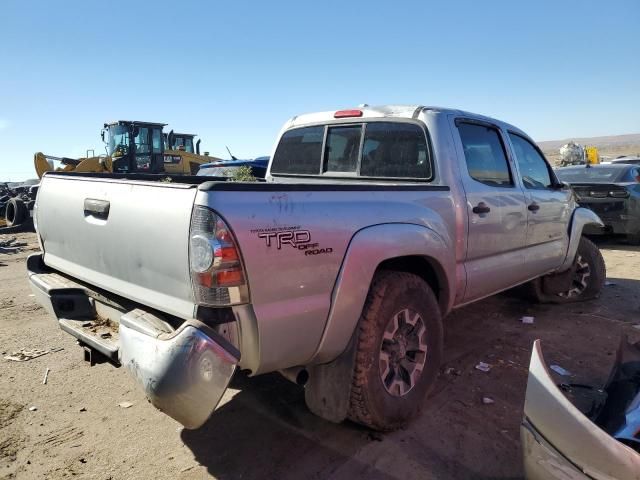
[{"x1": 29, "y1": 105, "x2": 605, "y2": 431}]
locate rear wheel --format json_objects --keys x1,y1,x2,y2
[
  {"x1": 348, "y1": 271, "x2": 443, "y2": 431},
  {"x1": 5, "y1": 198, "x2": 27, "y2": 227},
  {"x1": 530, "y1": 237, "x2": 606, "y2": 303}
]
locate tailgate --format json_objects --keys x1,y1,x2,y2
[{"x1": 36, "y1": 174, "x2": 198, "y2": 319}]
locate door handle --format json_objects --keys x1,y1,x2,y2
[
  {"x1": 472, "y1": 202, "x2": 491, "y2": 214},
  {"x1": 84, "y1": 198, "x2": 110, "y2": 220},
  {"x1": 528, "y1": 203, "x2": 540, "y2": 212}
]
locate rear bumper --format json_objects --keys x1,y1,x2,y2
[
  {"x1": 583, "y1": 218, "x2": 640, "y2": 235},
  {"x1": 28, "y1": 253, "x2": 239, "y2": 429},
  {"x1": 579, "y1": 203, "x2": 640, "y2": 235}
]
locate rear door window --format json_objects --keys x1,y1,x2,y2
[
  {"x1": 271, "y1": 126, "x2": 324, "y2": 174},
  {"x1": 458, "y1": 123, "x2": 513, "y2": 187},
  {"x1": 361, "y1": 122, "x2": 430, "y2": 178}
]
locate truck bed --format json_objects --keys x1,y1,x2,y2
[{"x1": 36, "y1": 172, "x2": 456, "y2": 374}]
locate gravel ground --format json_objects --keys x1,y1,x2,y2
[{"x1": 1, "y1": 232, "x2": 639, "y2": 480}]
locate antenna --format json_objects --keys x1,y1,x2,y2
[{"x1": 226, "y1": 146, "x2": 238, "y2": 160}]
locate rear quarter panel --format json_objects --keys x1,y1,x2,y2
[{"x1": 197, "y1": 186, "x2": 455, "y2": 373}]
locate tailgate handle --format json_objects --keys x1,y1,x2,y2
[{"x1": 84, "y1": 198, "x2": 110, "y2": 219}]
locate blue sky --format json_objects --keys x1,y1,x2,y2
[{"x1": 0, "y1": 0, "x2": 638, "y2": 181}]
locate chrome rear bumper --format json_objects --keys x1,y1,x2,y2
[{"x1": 27, "y1": 253, "x2": 239, "y2": 429}]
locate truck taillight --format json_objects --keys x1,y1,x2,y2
[
  {"x1": 189, "y1": 206, "x2": 248, "y2": 306},
  {"x1": 334, "y1": 109, "x2": 363, "y2": 118},
  {"x1": 608, "y1": 190, "x2": 629, "y2": 198}
]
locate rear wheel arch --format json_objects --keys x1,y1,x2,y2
[
  {"x1": 375, "y1": 255, "x2": 449, "y2": 315},
  {"x1": 310, "y1": 223, "x2": 454, "y2": 366}
]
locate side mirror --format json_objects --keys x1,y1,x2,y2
[
  {"x1": 100, "y1": 129, "x2": 106, "y2": 143},
  {"x1": 196, "y1": 139, "x2": 201, "y2": 155}
]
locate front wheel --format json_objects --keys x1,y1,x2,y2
[
  {"x1": 348, "y1": 271, "x2": 443, "y2": 431},
  {"x1": 530, "y1": 237, "x2": 606, "y2": 303}
]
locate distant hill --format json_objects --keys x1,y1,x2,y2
[{"x1": 537, "y1": 133, "x2": 640, "y2": 165}]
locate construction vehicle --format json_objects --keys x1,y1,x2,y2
[
  {"x1": 559, "y1": 141, "x2": 600, "y2": 166},
  {"x1": 34, "y1": 121, "x2": 220, "y2": 178},
  {"x1": 163, "y1": 131, "x2": 220, "y2": 175},
  {"x1": 2, "y1": 121, "x2": 222, "y2": 230},
  {"x1": 34, "y1": 150, "x2": 111, "y2": 178},
  {"x1": 102, "y1": 121, "x2": 221, "y2": 175}
]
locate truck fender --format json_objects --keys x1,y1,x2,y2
[
  {"x1": 558, "y1": 207, "x2": 604, "y2": 271},
  {"x1": 303, "y1": 223, "x2": 454, "y2": 424},
  {"x1": 310, "y1": 223, "x2": 454, "y2": 366}
]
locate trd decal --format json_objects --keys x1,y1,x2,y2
[{"x1": 251, "y1": 226, "x2": 333, "y2": 256}]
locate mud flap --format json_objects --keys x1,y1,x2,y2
[{"x1": 304, "y1": 329, "x2": 358, "y2": 423}]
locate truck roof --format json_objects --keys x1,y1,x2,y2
[{"x1": 287, "y1": 104, "x2": 525, "y2": 136}]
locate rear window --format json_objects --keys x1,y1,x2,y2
[
  {"x1": 270, "y1": 126, "x2": 324, "y2": 175},
  {"x1": 270, "y1": 122, "x2": 432, "y2": 180},
  {"x1": 325, "y1": 126, "x2": 361, "y2": 173},
  {"x1": 361, "y1": 123, "x2": 429, "y2": 178},
  {"x1": 555, "y1": 167, "x2": 630, "y2": 183}
]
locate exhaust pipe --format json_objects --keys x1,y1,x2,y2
[{"x1": 279, "y1": 366, "x2": 309, "y2": 386}]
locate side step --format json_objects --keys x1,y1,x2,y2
[{"x1": 59, "y1": 318, "x2": 119, "y2": 363}]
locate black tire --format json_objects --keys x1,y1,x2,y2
[
  {"x1": 530, "y1": 236, "x2": 606, "y2": 304},
  {"x1": 5, "y1": 198, "x2": 27, "y2": 227},
  {"x1": 348, "y1": 271, "x2": 443, "y2": 431}
]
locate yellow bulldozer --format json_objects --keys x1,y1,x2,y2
[
  {"x1": 34, "y1": 150, "x2": 112, "y2": 177},
  {"x1": 35, "y1": 120, "x2": 222, "y2": 178},
  {"x1": 3, "y1": 121, "x2": 222, "y2": 231}
]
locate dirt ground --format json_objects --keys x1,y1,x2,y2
[{"x1": 1, "y1": 232, "x2": 639, "y2": 480}]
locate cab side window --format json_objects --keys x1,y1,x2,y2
[
  {"x1": 458, "y1": 122, "x2": 513, "y2": 187},
  {"x1": 509, "y1": 133, "x2": 553, "y2": 189}
]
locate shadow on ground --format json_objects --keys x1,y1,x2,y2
[
  {"x1": 181, "y1": 238, "x2": 640, "y2": 480},
  {"x1": 181, "y1": 373, "x2": 387, "y2": 479}
]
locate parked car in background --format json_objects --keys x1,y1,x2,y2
[
  {"x1": 197, "y1": 156, "x2": 269, "y2": 179},
  {"x1": 606, "y1": 156, "x2": 640, "y2": 165},
  {"x1": 555, "y1": 164, "x2": 640, "y2": 244}
]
